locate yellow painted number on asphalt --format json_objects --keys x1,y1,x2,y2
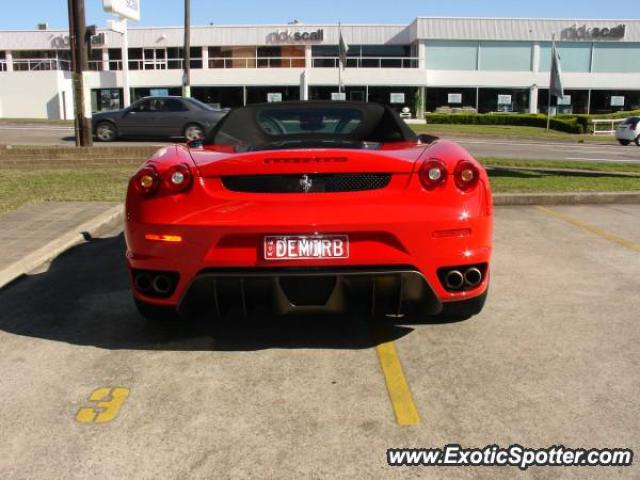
[{"x1": 75, "y1": 387, "x2": 130, "y2": 424}]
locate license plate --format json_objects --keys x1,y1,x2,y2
[{"x1": 264, "y1": 235, "x2": 349, "y2": 260}]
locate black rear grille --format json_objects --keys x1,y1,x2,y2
[{"x1": 221, "y1": 173, "x2": 391, "y2": 193}]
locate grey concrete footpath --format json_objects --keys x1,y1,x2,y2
[
  {"x1": 0, "y1": 202, "x2": 123, "y2": 289},
  {"x1": 494, "y1": 191, "x2": 640, "y2": 205}
]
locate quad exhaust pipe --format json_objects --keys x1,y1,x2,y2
[
  {"x1": 445, "y1": 270, "x2": 465, "y2": 290},
  {"x1": 464, "y1": 267, "x2": 482, "y2": 288},
  {"x1": 134, "y1": 272, "x2": 175, "y2": 297},
  {"x1": 152, "y1": 274, "x2": 173, "y2": 296},
  {"x1": 444, "y1": 267, "x2": 484, "y2": 291}
]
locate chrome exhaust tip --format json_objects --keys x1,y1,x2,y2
[
  {"x1": 152, "y1": 275, "x2": 173, "y2": 295},
  {"x1": 445, "y1": 270, "x2": 465, "y2": 290},
  {"x1": 464, "y1": 267, "x2": 483, "y2": 287},
  {"x1": 134, "y1": 273, "x2": 152, "y2": 293}
]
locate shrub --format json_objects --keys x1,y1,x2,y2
[
  {"x1": 424, "y1": 110, "x2": 640, "y2": 134},
  {"x1": 425, "y1": 113, "x2": 584, "y2": 133}
]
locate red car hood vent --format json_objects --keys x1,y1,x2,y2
[{"x1": 189, "y1": 148, "x2": 423, "y2": 177}]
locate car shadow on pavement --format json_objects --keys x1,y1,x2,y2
[{"x1": 0, "y1": 233, "x2": 415, "y2": 352}]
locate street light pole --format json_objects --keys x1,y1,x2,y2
[
  {"x1": 183, "y1": 0, "x2": 191, "y2": 97},
  {"x1": 67, "y1": 0, "x2": 92, "y2": 146}
]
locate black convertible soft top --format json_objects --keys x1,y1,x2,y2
[{"x1": 204, "y1": 101, "x2": 417, "y2": 150}]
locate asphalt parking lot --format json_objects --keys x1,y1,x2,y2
[{"x1": 0, "y1": 205, "x2": 639, "y2": 479}]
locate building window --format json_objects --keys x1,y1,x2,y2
[
  {"x1": 108, "y1": 48, "x2": 122, "y2": 70},
  {"x1": 0, "y1": 51, "x2": 6, "y2": 72},
  {"x1": 426, "y1": 88, "x2": 478, "y2": 113},
  {"x1": 257, "y1": 46, "x2": 305, "y2": 68},
  {"x1": 592, "y1": 43, "x2": 640, "y2": 73},
  {"x1": 128, "y1": 48, "x2": 142, "y2": 70},
  {"x1": 245, "y1": 86, "x2": 300, "y2": 104},
  {"x1": 166, "y1": 47, "x2": 202, "y2": 69},
  {"x1": 538, "y1": 89, "x2": 590, "y2": 114},
  {"x1": 89, "y1": 49, "x2": 103, "y2": 71},
  {"x1": 312, "y1": 45, "x2": 414, "y2": 68},
  {"x1": 208, "y1": 46, "x2": 257, "y2": 68},
  {"x1": 477, "y1": 88, "x2": 530, "y2": 113},
  {"x1": 539, "y1": 42, "x2": 592, "y2": 73},
  {"x1": 426, "y1": 40, "x2": 478, "y2": 71},
  {"x1": 192, "y1": 86, "x2": 245, "y2": 108},
  {"x1": 12, "y1": 50, "x2": 65, "y2": 71},
  {"x1": 479, "y1": 41, "x2": 532, "y2": 72},
  {"x1": 312, "y1": 45, "x2": 339, "y2": 67},
  {"x1": 91, "y1": 88, "x2": 123, "y2": 112},
  {"x1": 589, "y1": 90, "x2": 640, "y2": 114}
]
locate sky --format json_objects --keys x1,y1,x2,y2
[{"x1": 0, "y1": 0, "x2": 628, "y2": 30}]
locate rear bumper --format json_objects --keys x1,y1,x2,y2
[
  {"x1": 178, "y1": 266, "x2": 444, "y2": 318},
  {"x1": 616, "y1": 129, "x2": 637, "y2": 141}
]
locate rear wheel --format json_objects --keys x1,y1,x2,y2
[
  {"x1": 95, "y1": 121, "x2": 118, "y2": 142},
  {"x1": 618, "y1": 139, "x2": 630, "y2": 146},
  {"x1": 184, "y1": 123, "x2": 204, "y2": 141},
  {"x1": 635, "y1": 135, "x2": 640, "y2": 146},
  {"x1": 134, "y1": 297, "x2": 180, "y2": 322}
]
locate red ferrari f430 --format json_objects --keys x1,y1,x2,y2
[{"x1": 125, "y1": 101, "x2": 492, "y2": 321}]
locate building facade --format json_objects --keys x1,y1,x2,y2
[{"x1": 1, "y1": 17, "x2": 639, "y2": 119}]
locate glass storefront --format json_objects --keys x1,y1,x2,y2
[
  {"x1": 131, "y1": 87, "x2": 182, "y2": 102},
  {"x1": 309, "y1": 86, "x2": 418, "y2": 114},
  {"x1": 309, "y1": 86, "x2": 367, "y2": 102},
  {"x1": 539, "y1": 89, "x2": 590, "y2": 114},
  {"x1": 192, "y1": 87, "x2": 244, "y2": 109},
  {"x1": 477, "y1": 88, "x2": 530, "y2": 113},
  {"x1": 589, "y1": 90, "x2": 640, "y2": 114},
  {"x1": 91, "y1": 88, "x2": 123, "y2": 112},
  {"x1": 245, "y1": 86, "x2": 300, "y2": 104},
  {"x1": 426, "y1": 88, "x2": 478, "y2": 112}
]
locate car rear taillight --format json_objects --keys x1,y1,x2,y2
[
  {"x1": 134, "y1": 166, "x2": 160, "y2": 196},
  {"x1": 419, "y1": 159, "x2": 448, "y2": 190},
  {"x1": 164, "y1": 163, "x2": 193, "y2": 194},
  {"x1": 454, "y1": 160, "x2": 480, "y2": 191}
]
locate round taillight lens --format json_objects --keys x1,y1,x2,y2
[
  {"x1": 134, "y1": 166, "x2": 159, "y2": 195},
  {"x1": 419, "y1": 159, "x2": 448, "y2": 190},
  {"x1": 164, "y1": 164, "x2": 193, "y2": 193},
  {"x1": 454, "y1": 160, "x2": 480, "y2": 191}
]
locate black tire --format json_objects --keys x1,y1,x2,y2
[
  {"x1": 635, "y1": 136, "x2": 640, "y2": 146},
  {"x1": 183, "y1": 123, "x2": 204, "y2": 142},
  {"x1": 134, "y1": 297, "x2": 180, "y2": 322},
  {"x1": 95, "y1": 121, "x2": 118, "y2": 142},
  {"x1": 618, "y1": 139, "x2": 630, "y2": 146}
]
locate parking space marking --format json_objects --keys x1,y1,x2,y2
[
  {"x1": 374, "y1": 330, "x2": 421, "y2": 426},
  {"x1": 75, "y1": 387, "x2": 130, "y2": 424},
  {"x1": 537, "y1": 206, "x2": 640, "y2": 252}
]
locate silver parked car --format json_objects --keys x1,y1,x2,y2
[
  {"x1": 615, "y1": 117, "x2": 640, "y2": 146},
  {"x1": 92, "y1": 96, "x2": 227, "y2": 142}
]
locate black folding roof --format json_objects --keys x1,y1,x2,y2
[{"x1": 205, "y1": 101, "x2": 417, "y2": 147}]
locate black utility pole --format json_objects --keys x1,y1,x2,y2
[
  {"x1": 67, "y1": 0, "x2": 92, "y2": 146},
  {"x1": 183, "y1": 0, "x2": 191, "y2": 97}
]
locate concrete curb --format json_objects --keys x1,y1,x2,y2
[
  {"x1": 494, "y1": 192, "x2": 640, "y2": 205},
  {"x1": 0, "y1": 204, "x2": 123, "y2": 289}
]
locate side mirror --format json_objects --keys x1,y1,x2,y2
[{"x1": 418, "y1": 133, "x2": 438, "y2": 144}]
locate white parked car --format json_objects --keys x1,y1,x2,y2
[{"x1": 615, "y1": 117, "x2": 640, "y2": 146}]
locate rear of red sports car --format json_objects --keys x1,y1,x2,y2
[{"x1": 125, "y1": 101, "x2": 492, "y2": 321}]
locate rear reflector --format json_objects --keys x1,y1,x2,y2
[
  {"x1": 432, "y1": 228, "x2": 472, "y2": 238},
  {"x1": 144, "y1": 234, "x2": 183, "y2": 243}
]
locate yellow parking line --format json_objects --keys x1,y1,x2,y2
[
  {"x1": 536, "y1": 206, "x2": 640, "y2": 252},
  {"x1": 374, "y1": 331, "x2": 421, "y2": 426}
]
